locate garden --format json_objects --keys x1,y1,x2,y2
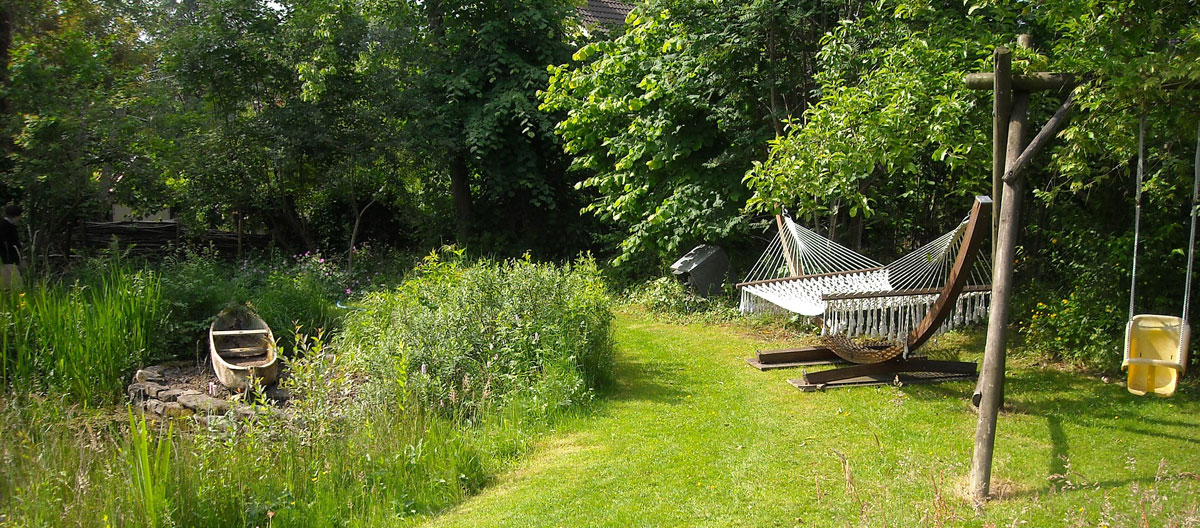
[{"x1": 3, "y1": 0, "x2": 1200, "y2": 526}]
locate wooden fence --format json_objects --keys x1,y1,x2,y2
[{"x1": 78, "y1": 221, "x2": 272, "y2": 255}]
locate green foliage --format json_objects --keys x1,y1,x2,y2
[
  {"x1": 625, "y1": 277, "x2": 726, "y2": 315},
  {"x1": 3, "y1": 0, "x2": 157, "y2": 261},
  {"x1": 542, "y1": 0, "x2": 857, "y2": 267},
  {"x1": 124, "y1": 410, "x2": 173, "y2": 528},
  {"x1": 0, "y1": 253, "x2": 615, "y2": 526},
  {"x1": 747, "y1": 5, "x2": 998, "y2": 237},
  {"x1": 339, "y1": 248, "x2": 615, "y2": 418},
  {"x1": 0, "y1": 260, "x2": 164, "y2": 404},
  {"x1": 158, "y1": 250, "x2": 346, "y2": 352}
]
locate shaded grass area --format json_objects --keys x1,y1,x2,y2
[{"x1": 418, "y1": 309, "x2": 1200, "y2": 527}]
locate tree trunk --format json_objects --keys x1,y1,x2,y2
[
  {"x1": 279, "y1": 195, "x2": 316, "y2": 252},
  {"x1": 450, "y1": 155, "x2": 472, "y2": 244},
  {"x1": 852, "y1": 213, "x2": 864, "y2": 251},
  {"x1": 1, "y1": 4, "x2": 14, "y2": 169},
  {"x1": 348, "y1": 195, "x2": 380, "y2": 274}
]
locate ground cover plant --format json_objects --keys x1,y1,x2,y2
[{"x1": 0, "y1": 253, "x2": 614, "y2": 527}]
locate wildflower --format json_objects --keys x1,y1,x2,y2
[
  {"x1": 318, "y1": 258, "x2": 325, "y2": 263},
  {"x1": 345, "y1": 288, "x2": 352, "y2": 295},
  {"x1": 1051, "y1": 238, "x2": 1058, "y2": 244}
]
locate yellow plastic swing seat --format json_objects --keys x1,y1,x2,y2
[{"x1": 1122, "y1": 314, "x2": 1190, "y2": 397}]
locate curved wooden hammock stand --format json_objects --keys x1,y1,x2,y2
[{"x1": 747, "y1": 196, "x2": 992, "y2": 391}]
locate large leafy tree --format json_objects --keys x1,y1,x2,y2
[
  {"x1": 745, "y1": 0, "x2": 1200, "y2": 249},
  {"x1": 542, "y1": 0, "x2": 863, "y2": 267},
  {"x1": 3, "y1": 0, "x2": 155, "y2": 263},
  {"x1": 745, "y1": 0, "x2": 1200, "y2": 363},
  {"x1": 408, "y1": 0, "x2": 580, "y2": 252}
]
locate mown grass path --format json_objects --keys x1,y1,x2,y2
[{"x1": 419, "y1": 310, "x2": 1200, "y2": 527}]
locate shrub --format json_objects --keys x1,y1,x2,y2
[
  {"x1": 626, "y1": 276, "x2": 720, "y2": 314},
  {"x1": 1016, "y1": 226, "x2": 1131, "y2": 369},
  {"x1": 338, "y1": 249, "x2": 615, "y2": 418},
  {"x1": 159, "y1": 250, "x2": 343, "y2": 352}
]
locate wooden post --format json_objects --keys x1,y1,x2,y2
[
  {"x1": 992, "y1": 47, "x2": 1012, "y2": 255},
  {"x1": 970, "y1": 91, "x2": 1028, "y2": 499},
  {"x1": 967, "y1": 33, "x2": 1085, "y2": 500},
  {"x1": 776, "y1": 213, "x2": 801, "y2": 276}
]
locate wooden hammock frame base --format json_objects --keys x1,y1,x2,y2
[
  {"x1": 746, "y1": 345, "x2": 880, "y2": 370},
  {"x1": 788, "y1": 360, "x2": 977, "y2": 391}
]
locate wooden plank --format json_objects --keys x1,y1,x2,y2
[
  {"x1": 211, "y1": 329, "x2": 270, "y2": 336},
  {"x1": 789, "y1": 369, "x2": 976, "y2": 391},
  {"x1": 822, "y1": 284, "x2": 990, "y2": 302},
  {"x1": 735, "y1": 266, "x2": 886, "y2": 288},
  {"x1": 965, "y1": 72, "x2": 1076, "y2": 92},
  {"x1": 904, "y1": 196, "x2": 993, "y2": 351},
  {"x1": 747, "y1": 357, "x2": 844, "y2": 370},
  {"x1": 746, "y1": 346, "x2": 847, "y2": 370},
  {"x1": 1001, "y1": 91, "x2": 1077, "y2": 184},
  {"x1": 757, "y1": 346, "x2": 843, "y2": 364},
  {"x1": 800, "y1": 359, "x2": 976, "y2": 386},
  {"x1": 777, "y1": 214, "x2": 801, "y2": 276},
  {"x1": 220, "y1": 346, "x2": 268, "y2": 357}
]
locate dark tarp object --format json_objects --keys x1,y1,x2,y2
[{"x1": 671, "y1": 245, "x2": 729, "y2": 297}]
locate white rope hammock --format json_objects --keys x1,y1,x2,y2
[{"x1": 740, "y1": 214, "x2": 992, "y2": 341}]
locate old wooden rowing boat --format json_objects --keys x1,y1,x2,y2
[{"x1": 208, "y1": 306, "x2": 280, "y2": 390}]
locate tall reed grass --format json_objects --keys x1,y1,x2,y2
[{"x1": 0, "y1": 263, "x2": 164, "y2": 404}]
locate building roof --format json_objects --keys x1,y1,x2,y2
[{"x1": 577, "y1": 0, "x2": 634, "y2": 27}]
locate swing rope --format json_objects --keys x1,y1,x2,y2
[
  {"x1": 1183, "y1": 122, "x2": 1200, "y2": 326},
  {"x1": 1127, "y1": 115, "x2": 1200, "y2": 326},
  {"x1": 1128, "y1": 113, "x2": 1146, "y2": 321}
]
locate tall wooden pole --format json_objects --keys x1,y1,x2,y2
[
  {"x1": 970, "y1": 93, "x2": 1029, "y2": 499},
  {"x1": 992, "y1": 47, "x2": 1012, "y2": 255},
  {"x1": 970, "y1": 35, "x2": 1031, "y2": 500}
]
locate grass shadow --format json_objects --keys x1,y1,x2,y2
[{"x1": 600, "y1": 357, "x2": 689, "y2": 405}]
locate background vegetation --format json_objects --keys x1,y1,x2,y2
[
  {"x1": 0, "y1": 252, "x2": 614, "y2": 526},
  {"x1": 4, "y1": 0, "x2": 1200, "y2": 369}
]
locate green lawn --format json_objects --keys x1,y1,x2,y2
[{"x1": 416, "y1": 309, "x2": 1200, "y2": 527}]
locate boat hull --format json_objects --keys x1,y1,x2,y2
[{"x1": 208, "y1": 308, "x2": 281, "y2": 390}]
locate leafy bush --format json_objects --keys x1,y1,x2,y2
[
  {"x1": 158, "y1": 250, "x2": 345, "y2": 352},
  {"x1": 1015, "y1": 227, "x2": 1131, "y2": 368},
  {"x1": 338, "y1": 248, "x2": 615, "y2": 418},
  {"x1": 625, "y1": 276, "x2": 725, "y2": 315}
]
